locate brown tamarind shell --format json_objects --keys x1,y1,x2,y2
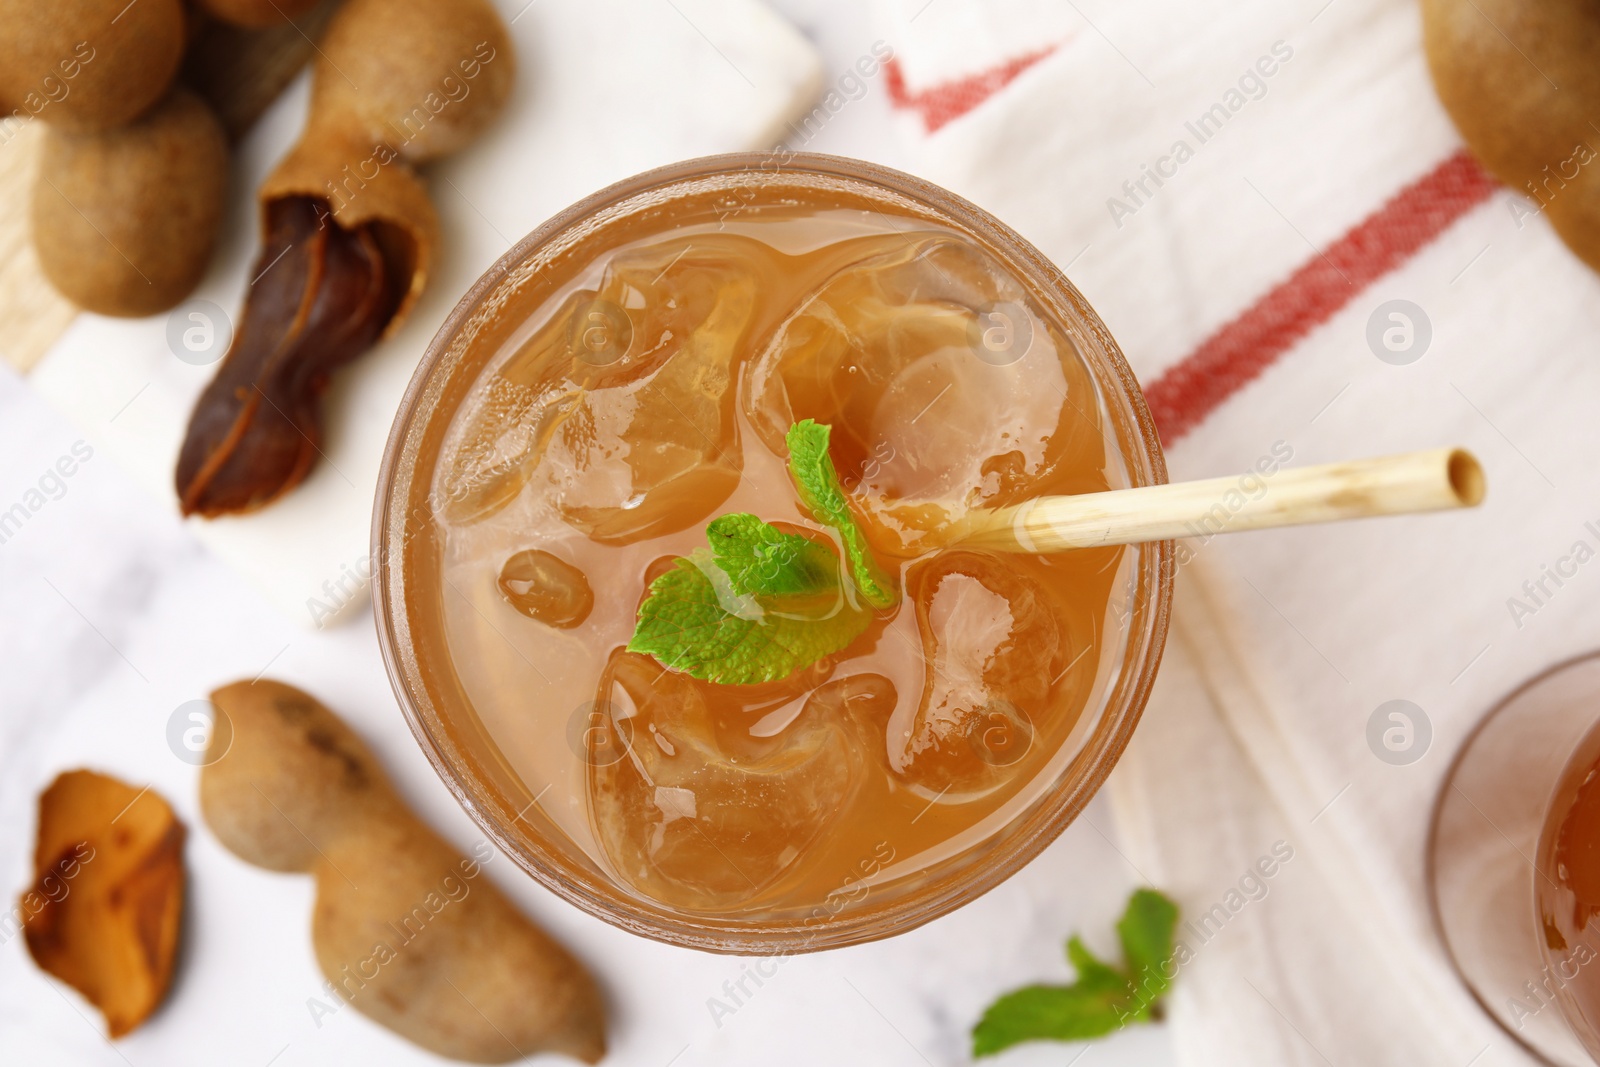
[{"x1": 31, "y1": 87, "x2": 228, "y2": 317}]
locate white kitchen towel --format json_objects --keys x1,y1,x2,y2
[
  {"x1": 26, "y1": 0, "x2": 822, "y2": 628},
  {"x1": 873, "y1": 0, "x2": 1600, "y2": 1063},
  {"x1": 1109, "y1": 587, "x2": 1496, "y2": 1066}
]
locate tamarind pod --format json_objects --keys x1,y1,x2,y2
[
  {"x1": 307, "y1": 0, "x2": 516, "y2": 164},
  {"x1": 1422, "y1": 0, "x2": 1600, "y2": 271},
  {"x1": 32, "y1": 88, "x2": 228, "y2": 317},
  {"x1": 0, "y1": 0, "x2": 186, "y2": 132},
  {"x1": 202, "y1": 680, "x2": 608, "y2": 1064}
]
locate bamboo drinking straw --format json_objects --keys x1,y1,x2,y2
[{"x1": 953, "y1": 447, "x2": 1485, "y2": 554}]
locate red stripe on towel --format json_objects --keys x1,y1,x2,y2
[
  {"x1": 884, "y1": 46, "x2": 1060, "y2": 134},
  {"x1": 1143, "y1": 149, "x2": 1499, "y2": 444}
]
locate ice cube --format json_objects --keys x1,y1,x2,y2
[
  {"x1": 890, "y1": 551, "x2": 1062, "y2": 799},
  {"x1": 744, "y1": 235, "x2": 1105, "y2": 555},
  {"x1": 439, "y1": 235, "x2": 764, "y2": 539},
  {"x1": 497, "y1": 549, "x2": 592, "y2": 628},
  {"x1": 586, "y1": 652, "x2": 863, "y2": 912},
  {"x1": 434, "y1": 362, "x2": 581, "y2": 524}
]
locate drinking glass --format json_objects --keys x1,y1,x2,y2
[{"x1": 372, "y1": 153, "x2": 1175, "y2": 952}]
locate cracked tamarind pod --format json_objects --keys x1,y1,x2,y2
[
  {"x1": 1422, "y1": 0, "x2": 1600, "y2": 272},
  {"x1": 202, "y1": 679, "x2": 606, "y2": 1064},
  {"x1": 174, "y1": 0, "x2": 513, "y2": 517},
  {"x1": 175, "y1": 194, "x2": 405, "y2": 515},
  {"x1": 0, "y1": 0, "x2": 186, "y2": 133},
  {"x1": 32, "y1": 88, "x2": 230, "y2": 318}
]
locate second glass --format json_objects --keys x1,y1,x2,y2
[{"x1": 1430, "y1": 652, "x2": 1600, "y2": 1064}]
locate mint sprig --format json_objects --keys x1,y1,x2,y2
[
  {"x1": 972, "y1": 889, "x2": 1179, "y2": 1056},
  {"x1": 627, "y1": 423, "x2": 897, "y2": 685}
]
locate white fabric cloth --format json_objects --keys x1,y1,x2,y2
[
  {"x1": 27, "y1": 0, "x2": 823, "y2": 628},
  {"x1": 874, "y1": 0, "x2": 1600, "y2": 1063}
]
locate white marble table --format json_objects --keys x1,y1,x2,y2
[{"x1": 0, "y1": 2, "x2": 1179, "y2": 1063}]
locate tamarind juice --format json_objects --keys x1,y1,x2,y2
[
  {"x1": 1536, "y1": 725, "x2": 1600, "y2": 1057},
  {"x1": 379, "y1": 157, "x2": 1172, "y2": 944}
]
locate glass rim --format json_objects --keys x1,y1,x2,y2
[{"x1": 372, "y1": 151, "x2": 1176, "y2": 953}]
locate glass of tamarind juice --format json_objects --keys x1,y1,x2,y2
[
  {"x1": 373, "y1": 154, "x2": 1173, "y2": 951},
  {"x1": 1431, "y1": 653, "x2": 1600, "y2": 1064}
]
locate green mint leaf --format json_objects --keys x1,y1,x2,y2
[
  {"x1": 972, "y1": 983, "x2": 1129, "y2": 1056},
  {"x1": 971, "y1": 889, "x2": 1180, "y2": 1057},
  {"x1": 1117, "y1": 888, "x2": 1180, "y2": 1016},
  {"x1": 785, "y1": 419, "x2": 897, "y2": 609},
  {"x1": 1065, "y1": 936, "x2": 1134, "y2": 998},
  {"x1": 704, "y1": 513, "x2": 837, "y2": 598},
  {"x1": 626, "y1": 517, "x2": 870, "y2": 685}
]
